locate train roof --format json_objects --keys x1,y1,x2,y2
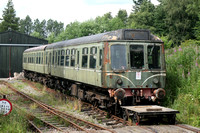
[
  {"x1": 24, "y1": 45, "x2": 47, "y2": 53},
  {"x1": 46, "y1": 29, "x2": 163, "y2": 49}
]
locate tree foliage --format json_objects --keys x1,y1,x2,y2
[
  {"x1": 19, "y1": 15, "x2": 32, "y2": 35},
  {"x1": 0, "y1": 0, "x2": 19, "y2": 32}
]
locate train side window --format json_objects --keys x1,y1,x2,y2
[
  {"x1": 61, "y1": 50, "x2": 65, "y2": 66},
  {"x1": 55, "y1": 52, "x2": 57, "y2": 66},
  {"x1": 46, "y1": 52, "x2": 48, "y2": 65},
  {"x1": 71, "y1": 49, "x2": 76, "y2": 67},
  {"x1": 82, "y1": 48, "x2": 88, "y2": 68},
  {"x1": 89, "y1": 47, "x2": 97, "y2": 69},
  {"x1": 36, "y1": 53, "x2": 38, "y2": 64},
  {"x1": 99, "y1": 49, "x2": 102, "y2": 67},
  {"x1": 41, "y1": 53, "x2": 43, "y2": 64},
  {"x1": 39, "y1": 53, "x2": 41, "y2": 64},
  {"x1": 52, "y1": 51, "x2": 55, "y2": 65},
  {"x1": 65, "y1": 49, "x2": 70, "y2": 66},
  {"x1": 58, "y1": 50, "x2": 61, "y2": 66}
]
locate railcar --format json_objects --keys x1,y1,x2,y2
[{"x1": 23, "y1": 29, "x2": 166, "y2": 114}]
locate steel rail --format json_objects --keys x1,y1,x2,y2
[
  {"x1": 13, "y1": 97, "x2": 66, "y2": 132},
  {"x1": 28, "y1": 120, "x2": 43, "y2": 133},
  {"x1": 38, "y1": 101, "x2": 115, "y2": 132},
  {"x1": 176, "y1": 124, "x2": 200, "y2": 133}
]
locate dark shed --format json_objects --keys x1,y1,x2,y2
[{"x1": 0, "y1": 30, "x2": 48, "y2": 78}]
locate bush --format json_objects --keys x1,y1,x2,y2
[{"x1": 164, "y1": 43, "x2": 200, "y2": 127}]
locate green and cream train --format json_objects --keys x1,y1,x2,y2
[{"x1": 23, "y1": 29, "x2": 166, "y2": 112}]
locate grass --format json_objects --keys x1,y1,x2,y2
[
  {"x1": 164, "y1": 43, "x2": 200, "y2": 127},
  {"x1": 0, "y1": 109, "x2": 29, "y2": 133}
]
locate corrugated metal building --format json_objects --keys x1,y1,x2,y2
[{"x1": 0, "y1": 30, "x2": 48, "y2": 78}]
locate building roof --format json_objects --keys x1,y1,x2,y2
[{"x1": 0, "y1": 30, "x2": 48, "y2": 46}]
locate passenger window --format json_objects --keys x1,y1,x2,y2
[
  {"x1": 39, "y1": 53, "x2": 41, "y2": 64},
  {"x1": 71, "y1": 49, "x2": 76, "y2": 67},
  {"x1": 58, "y1": 50, "x2": 60, "y2": 66},
  {"x1": 82, "y1": 48, "x2": 88, "y2": 68},
  {"x1": 52, "y1": 51, "x2": 54, "y2": 65},
  {"x1": 65, "y1": 49, "x2": 70, "y2": 66},
  {"x1": 61, "y1": 50, "x2": 65, "y2": 66},
  {"x1": 36, "y1": 53, "x2": 38, "y2": 64},
  {"x1": 90, "y1": 47, "x2": 97, "y2": 69},
  {"x1": 55, "y1": 52, "x2": 57, "y2": 65},
  {"x1": 46, "y1": 52, "x2": 48, "y2": 65},
  {"x1": 41, "y1": 53, "x2": 43, "y2": 64}
]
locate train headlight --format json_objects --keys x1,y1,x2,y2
[
  {"x1": 117, "y1": 78, "x2": 123, "y2": 85},
  {"x1": 153, "y1": 78, "x2": 159, "y2": 84}
]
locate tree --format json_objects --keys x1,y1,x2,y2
[
  {"x1": 163, "y1": 0, "x2": 199, "y2": 45},
  {"x1": 33, "y1": 19, "x2": 46, "y2": 39},
  {"x1": 128, "y1": 0, "x2": 156, "y2": 32},
  {"x1": 0, "y1": 0, "x2": 19, "y2": 32},
  {"x1": 117, "y1": 9, "x2": 128, "y2": 27},
  {"x1": 19, "y1": 15, "x2": 33, "y2": 35}
]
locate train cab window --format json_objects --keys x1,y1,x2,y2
[
  {"x1": 65, "y1": 49, "x2": 70, "y2": 66},
  {"x1": 111, "y1": 45, "x2": 127, "y2": 70},
  {"x1": 89, "y1": 47, "x2": 97, "y2": 69},
  {"x1": 82, "y1": 48, "x2": 88, "y2": 68},
  {"x1": 130, "y1": 45, "x2": 144, "y2": 69},
  {"x1": 61, "y1": 50, "x2": 65, "y2": 66},
  {"x1": 148, "y1": 45, "x2": 161, "y2": 69},
  {"x1": 71, "y1": 49, "x2": 76, "y2": 67}
]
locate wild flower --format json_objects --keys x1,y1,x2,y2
[
  {"x1": 196, "y1": 62, "x2": 198, "y2": 67},
  {"x1": 188, "y1": 71, "x2": 190, "y2": 76},
  {"x1": 179, "y1": 47, "x2": 182, "y2": 51},
  {"x1": 174, "y1": 49, "x2": 177, "y2": 53}
]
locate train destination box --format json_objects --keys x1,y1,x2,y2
[{"x1": 0, "y1": 99, "x2": 12, "y2": 115}]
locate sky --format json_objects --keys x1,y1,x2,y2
[{"x1": 0, "y1": 0, "x2": 159, "y2": 26}]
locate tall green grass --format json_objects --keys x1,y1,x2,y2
[
  {"x1": 0, "y1": 109, "x2": 28, "y2": 132},
  {"x1": 164, "y1": 43, "x2": 200, "y2": 127}
]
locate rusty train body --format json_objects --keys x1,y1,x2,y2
[{"x1": 23, "y1": 29, "x2": 166, "y2": 113}]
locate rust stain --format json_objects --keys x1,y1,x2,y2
[
  {"x1": 162, "y1": 43, "x2": 165, "y2": 53},
  {"x1": 102, "y1": 42, "x2": 110, "y2": 88},
  {"x1": 103, "y1": 42, "x2": 110, "y2": 64}
]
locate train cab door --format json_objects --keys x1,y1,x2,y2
[{"x1": 48, "y1": 52, "x2": 51, "y2": 75}]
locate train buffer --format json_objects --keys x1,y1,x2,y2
[{"x1": 121, "y1": 105, "x2": 179, "y2": 125}]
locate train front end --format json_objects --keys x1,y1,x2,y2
[{"x1": 103, "y1": 30, "x2": 166, "y2": 105}]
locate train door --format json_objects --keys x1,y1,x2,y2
[{"x1": 48, "y1": 52, "x2": 51, "y2": 74}]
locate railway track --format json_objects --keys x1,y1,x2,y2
[
  {"x1": 23, "y1": 79, "x2": 132, "y2": 127},
  {"x1": 2, "y1": 80, "x2": 200, "y2": 133},
  {"x1": 2, "y1": 81, "x2": 115, "y2": 133}
]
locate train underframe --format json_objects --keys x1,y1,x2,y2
[{"x1": 23, "y1": 70, "x2": 164, "y2": 116}]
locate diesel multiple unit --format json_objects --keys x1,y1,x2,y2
[{"x1": 23, "y1": 29, "x2": 166, "y2": 113}]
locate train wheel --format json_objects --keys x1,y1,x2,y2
[
  {"x1": 132, "y1": 113, "x2": 140, "y2": 125},
  {"x1": 122, "y1": 109, "x2": 128, "y2": 121}
]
